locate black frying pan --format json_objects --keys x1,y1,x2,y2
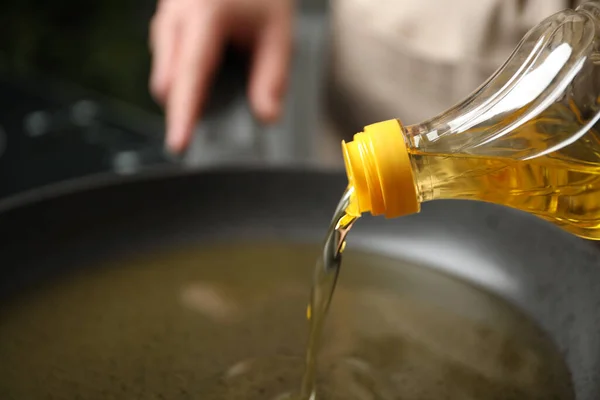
[{"x1": 0, "y1": 168, "x2": 599, "y2": 399}]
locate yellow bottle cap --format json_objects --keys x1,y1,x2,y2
[{"x1": 341, "y1": 119, "x2": 420, "y2": 218}]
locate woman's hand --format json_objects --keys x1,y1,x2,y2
[{"x1": 150, "y1": 0, "x2": 294, "y2": 153}]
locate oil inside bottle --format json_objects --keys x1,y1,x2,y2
[{"x1": 408, "y1": 120, "x2": 600, "y2": 239}]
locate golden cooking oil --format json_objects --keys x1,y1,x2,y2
[
  {"x1": 299, "y1": 188, "x2": 357, "y2": 400},
  {"x1": 409, "y1": 141, "x2": 600, "y2": 239},
  {"x1": 0, "y1": 241, "x2": 574, "y2": 400}
]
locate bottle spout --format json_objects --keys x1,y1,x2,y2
[{"x1": 341, "y1": 119, "x2": 420, "y2": 219}]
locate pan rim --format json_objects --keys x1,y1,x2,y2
[{"x1": 0, "y1": 164, "x2": 346, "y2": 215}]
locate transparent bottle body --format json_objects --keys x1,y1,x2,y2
[{"x1": 403, "y1": 2, "x2": 600, "y2": 239}]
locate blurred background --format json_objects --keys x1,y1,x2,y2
[
  {"x1": 0, "y1": 0, "x2": 338, "y2": 201},
  {"x1": 0, "y1": 0, "x2": 574, "y2": 201}
]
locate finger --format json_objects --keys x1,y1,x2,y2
[
  {"x1": 149, "y1": 3, "x2": 180, "y2": 102},
  {"x1": 248, "y1": 6, "x2": 293, "y2": 123},
  {"x1": 149, "y1": 20, "x2": 178, "y2": 102},
  {"x1": 166, "y1": 7, "x2": 225, "y2": 153}
]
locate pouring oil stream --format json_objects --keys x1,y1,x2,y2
[{"x1": 298, "y1": 187, "x2": 358, "y2": 400}]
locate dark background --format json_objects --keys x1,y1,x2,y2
[
  {"x1": 0, "y1": 0, "x2": 161, "y2": 112},
  {"x1": 0, "y1": 0, "x2": 327, "y2": 112}
]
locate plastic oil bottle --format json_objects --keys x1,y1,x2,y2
[{"x1": 342, "y1": 1, "x2": 600, "y2": 240}]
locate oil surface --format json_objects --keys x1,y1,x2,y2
[{"x1": 0, "y1": 242, "x2": 573, "y2": 400}]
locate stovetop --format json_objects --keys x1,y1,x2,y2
[{"x1": 0, "y1": 76, "x2": 172, "y2": 199}]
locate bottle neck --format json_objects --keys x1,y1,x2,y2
[{"x1": 341, "y1": 119, "x2": 420, "y2": 218}]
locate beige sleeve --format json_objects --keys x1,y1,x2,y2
[{"x1": 328, "y1": 0, "x2": 579, "y2": 124}]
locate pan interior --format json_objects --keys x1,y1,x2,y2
[{"x1": 0, "y1": 242, "x2": 573, "y2": 400}]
